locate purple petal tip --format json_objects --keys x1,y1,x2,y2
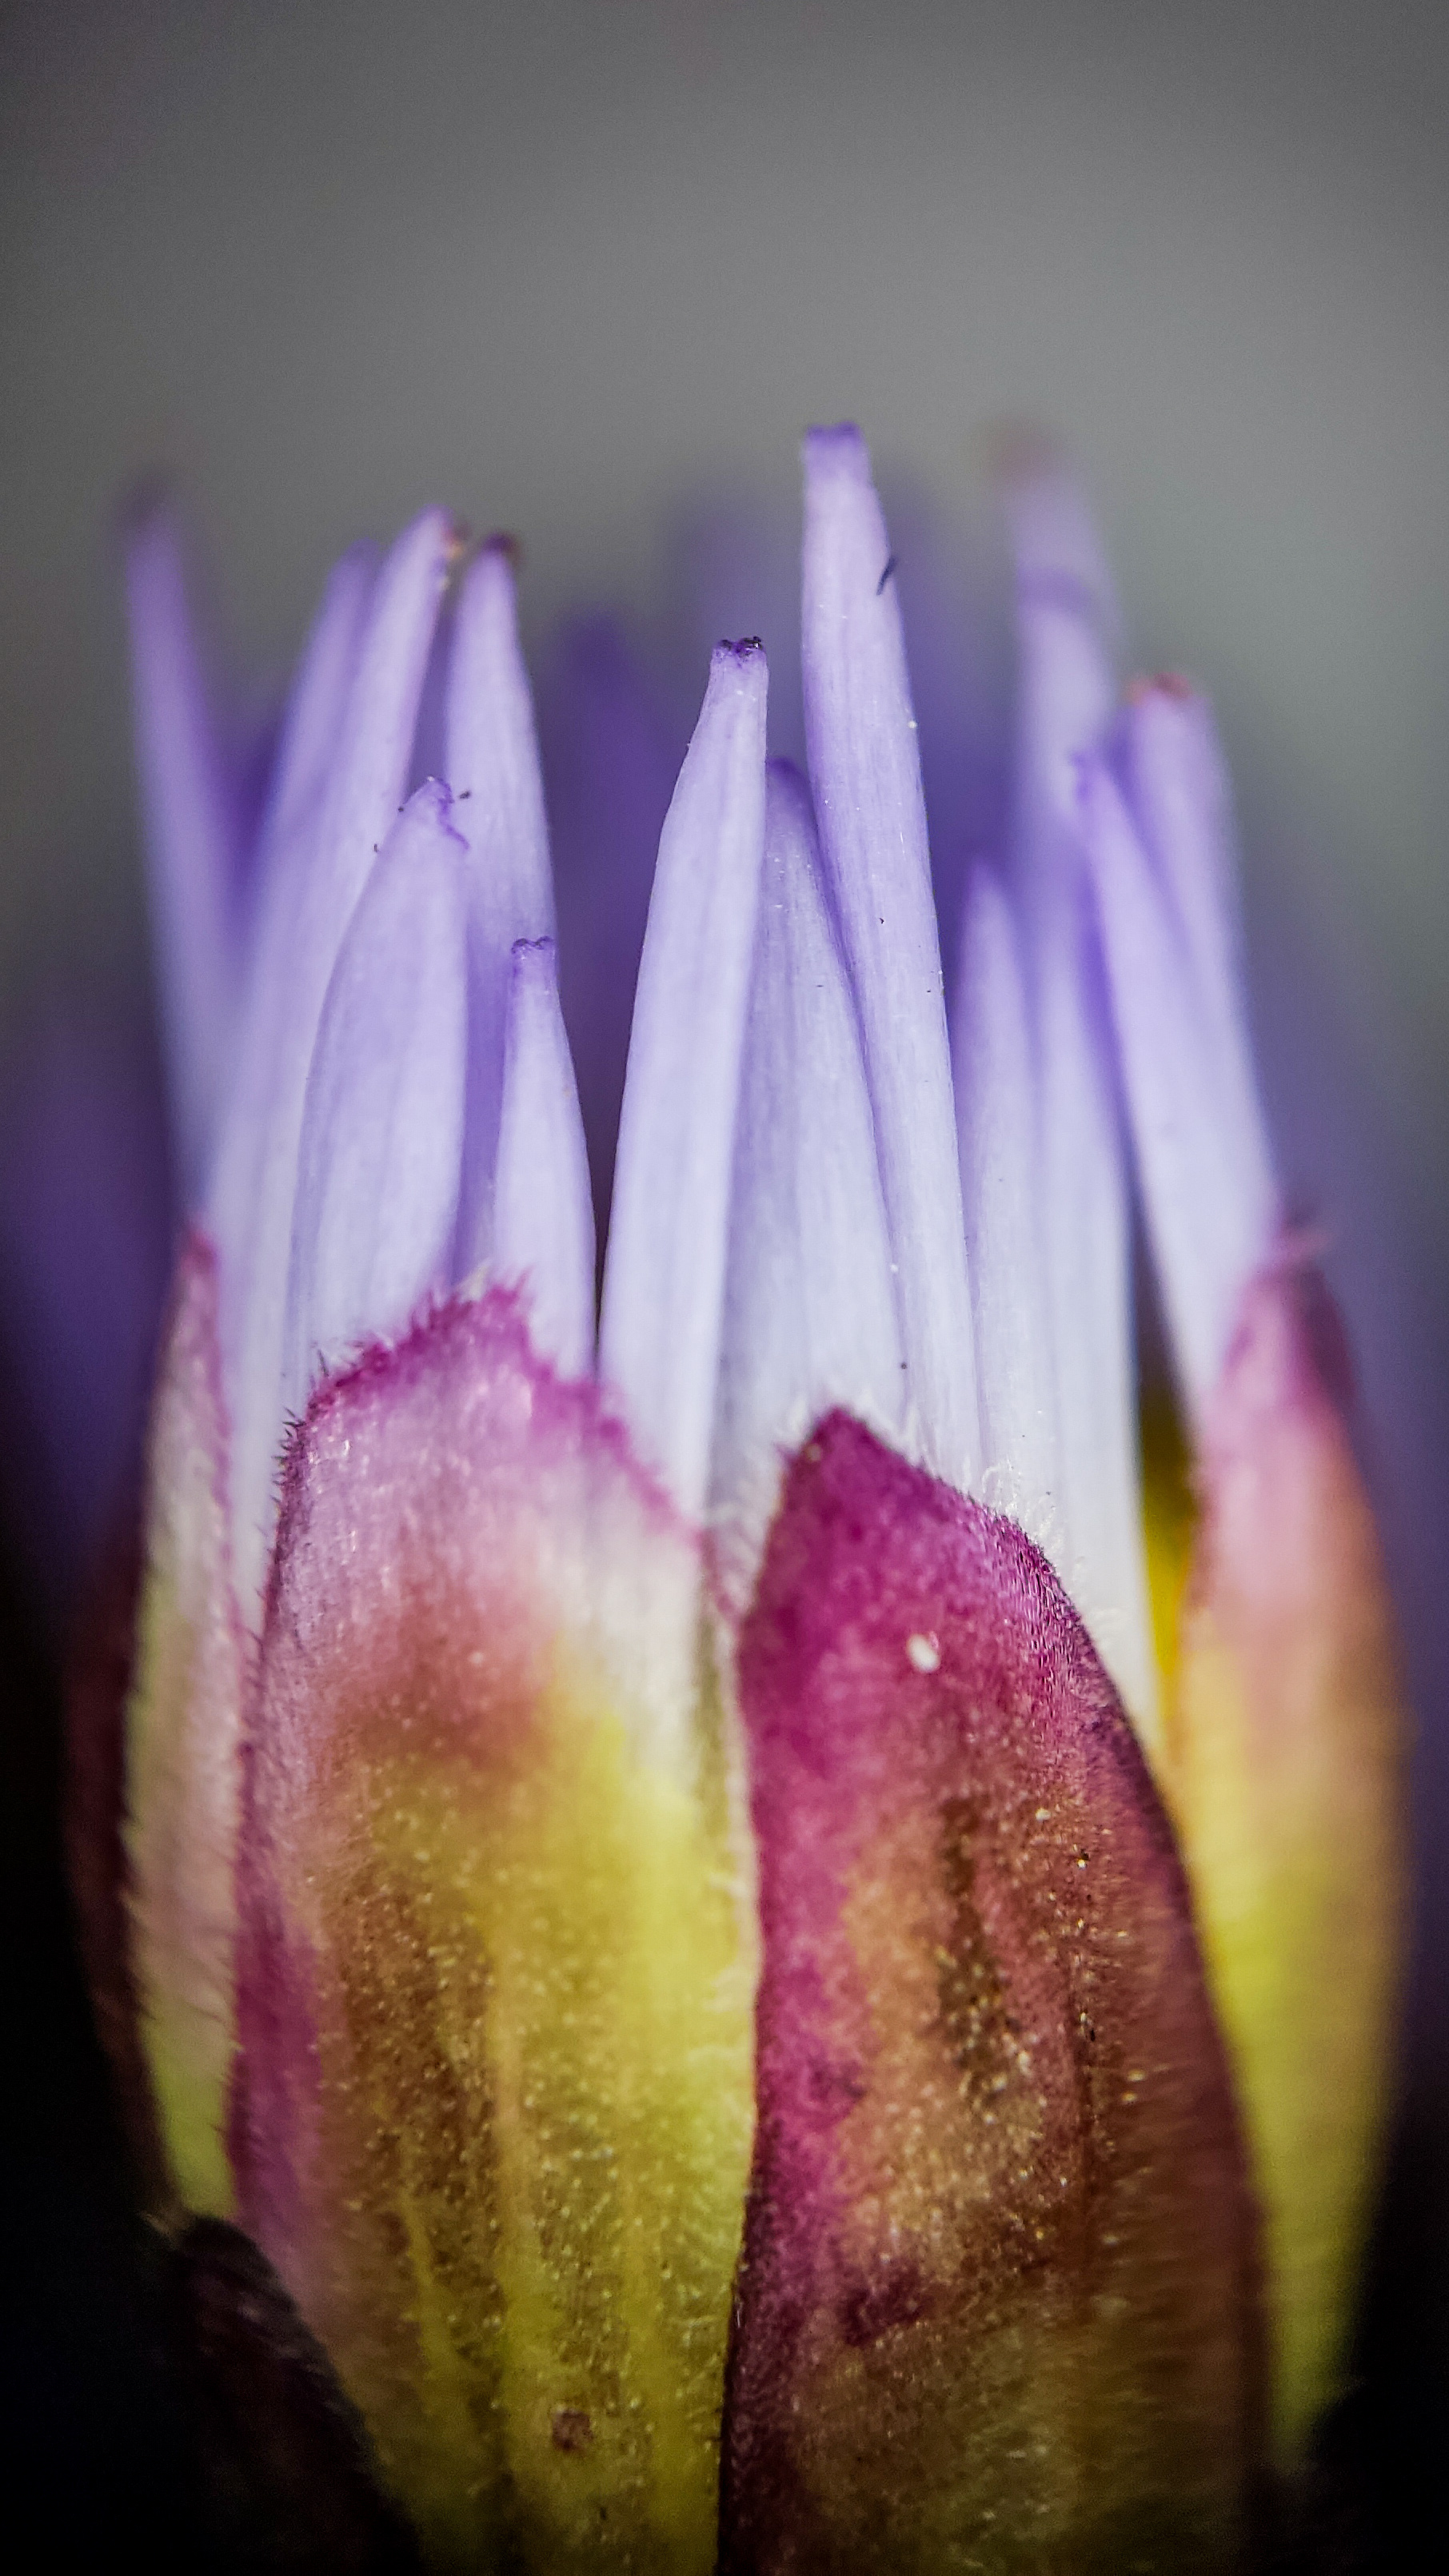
[
  {"x1": 803, "y1": 422, "x2": 868, "y2": 480},
  {"x1": 713, "y1": 635, "x2": 766, "y2": 669}
]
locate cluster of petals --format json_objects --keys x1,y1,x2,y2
[{"x1": 97, "y1": 425, "x2": 1403, "y2": 2570}]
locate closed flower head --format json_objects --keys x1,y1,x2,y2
[{"x1": 94, "y1": 425, "x2": 1403, "y2": 2570}]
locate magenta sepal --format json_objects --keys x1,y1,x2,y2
[{"x1": 721, "y1": 1413, "x2": 1263, "y2": 2573}]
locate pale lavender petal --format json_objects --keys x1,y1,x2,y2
[
  {"x1": 216, "y1": 544, "x2": 380, "y2": 1199},
  {"x1": 445, "y1": 538, "x2": 557, "y2": 1276},
  {"x1": 257, "y1": 542, "x2": 379, "y2": 873},
  {"x1": 1082, "y1": 751, "x2": 1278, "y2": 1429},
  {"x1": 217, "y1": 508, "x2": 453, "y2": 1618},
  {"x1": 599, "y1": 640, "x2": 767, "y2": 1520},
  {"x1": 126, "y1": 505, "x2": 242, "y2": 1197},
  {"x1": 492, "y1": 936, "x2": 596, "y2": 1382},
  {"x1": 283, "y1": 781, "x2": 469, "y2": 1414},
  {"x1": 1005, "y1": 466, "x2": 1156, "y2": 1740},
  {"x1": 800, "y1": 425, "x2": 978, "y2": 1489},
  {"x1": 1120, "y1": 684, "x2": 1279, "y2": 1371},
  {"x1": 207, "y1": 543, "x2": 380, "y2": 1211},
  {"x1": 1124, "y1": 680, "x2": 1249, "y2": 1060},
  {"x1": 711, "y1": 759, "x2": 904, "y2": 1608},
  {"x1": 952, "y1": 861, "x2": 1059, "y2": 1538}
]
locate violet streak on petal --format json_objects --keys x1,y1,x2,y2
[
  {"x1": 721, "y1": 1413, "x2": 1261, "y2": 2571},
  {"x1": 493, "y1": 935, "x2": 597, "y2": 1381},
  {"x1": 1081, "y1": 745, "x2": 1278, "y2": 1430},
  {"x1": 800, "y1": 425, "x2": 979, "y2": 1490},
  {"x1": 126, "y1": 504, "x2": 242, "y2": 1198},
  {"x1": 711, "y1": 758, "x2": 903, "y2": 1609},
  {"x1": 444, "y1": 538, "x2": 557, "y2": 1278},
  {"x1": 599, "y1": 639, "x2": 767, "y2": 1522},
  {"x1": 1005, "y1": 462, "x2": 1156, "y2": 1741},
  {"x1": 216, "y1": 509, "x2": 453, "y2": 1623},
  {"x1": 282, "y1": 781, "x2": 469, "y2": 1418},
  {"x1": 952, "y1": 859, "x2": 1059, "y2": 1537}
]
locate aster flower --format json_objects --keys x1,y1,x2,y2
[{"x1": 82, "y1": 426, "x2": 1403, "y2": 2568}]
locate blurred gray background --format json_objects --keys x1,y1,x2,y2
[{"x1": 2, "y1": 0, "x2": 1447, "y2": 2523}]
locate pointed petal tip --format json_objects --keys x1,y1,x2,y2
[
  {"x1": 401, "y1": 774, "x2": 464, "y2": 843},
  {"x1": 391, "y1": 502, "x2": 465, "y2": 584},
  {"x1": 457, "y1": 531, "x2": 521, "y2": 609}
]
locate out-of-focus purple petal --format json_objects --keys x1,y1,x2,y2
[
  {"x1": 493, "y1": 935, "x2": 596, "y2": 1381},
  {"x1": 538, "y1": 616, "x2": 682, "y2": 1246},
  {"x1": 283, "y1": 783, "x2": 469, "y2": 1417},
  {"x1": 800, "y1": 425, "x2": 978, "y2": 1490},
  {"x1": 126, "y1": 505, "x2": 242, "y2": 1198},
  {"x1": 445, "y1": 539, "x2": 557, "y2": 1276},
  {"x1": 250, "y1": 544, "x2": 378, "y2": 916},
  {"x1": 1005, "y1": 465, "x2": 1156, "y2": 1740},
  {"x1": 599, "y1": 640, "x2": 767, "y2": 1521},
  {"x1": 952, "y1": 860, "x2": 1059, "y2": 1535},
  {"x1": 721, "y1": 1413, "x2": 1260, "y2": 2568},
  {"x1": 1082, "y1": 745, "x2": 1278, "y2": 1429},
  {"x1": 1124, "y1": 680, "x2": 1250, "y2": 1067},
  {"x1": 213, "y1": 510, "x2": 453, "y2": 1621},
  {"x1": 0, "y1": 1003, "x2": 170, "y2": 1621},
  {"x1": 711, "y1": 760, "x2": 903, "y2": 1607}
]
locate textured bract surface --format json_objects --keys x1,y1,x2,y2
[
  {"x1": 234, "y1": 1289, "x2": 754, "y2": 2571},
  {"x1": 723, "y1": 1413, "x2": 1260, "y2": 2573},
  {"x1": 125, "y1": 1226, "x2": 246, "y2": 2215},
  {"x1": 1167, "y1": 1257, "x2": 1404, "y2": 2460}
]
